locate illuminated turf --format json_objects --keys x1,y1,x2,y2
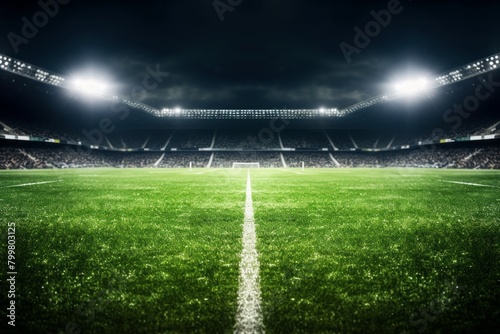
[{"x1": 0, "y1": 168, "x2": 498, "y2": 333}]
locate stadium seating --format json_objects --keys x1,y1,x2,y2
[
  {"x1": 1, "y1": 114, "x2": 500, "y2": 169},
  {"x1": 1, "y1": 140, "x2": 500, "y2": 169}
]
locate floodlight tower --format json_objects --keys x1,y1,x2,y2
[
  {"x1": 1, "y1": 52, "x2": 499, "y2": 119},
  {"x1": 339, "y1": 53, "x2": 500, "y2": 115},
  {"x1": 0, "y1": 53, "x2": 159, "y2": 115}
]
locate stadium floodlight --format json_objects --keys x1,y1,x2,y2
[
  {"x1": 1, "y1": 52, "x2": 499, "y2": 119},
  {"x1": 70, "y1": 77, "x2": 110, "y2": 96},
  {"x1": 340, "y1": 52, "x2": 500, "y2": 115},
  {"x1": 0, "y1": 52, "x2": 159, "y2": 115},
  {"x1": 393, "y1": 77, "x2": 430, "y2": 96}
]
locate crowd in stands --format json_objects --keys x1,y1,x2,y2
[
  {"x1": 332, "y1": 147, "x2": 500, "y2": 169},
  {"x1": 2, "y1": 142, "x2": 499, "y2": 170},
  {"x1": 102, "y1": 131, "x2": 171, "y2": 149},
  {"x1": 159, "y1": 152, "x2": 211, "y2": 168},
  {"x1": 0, "y1": 145, "x2": 163, "y2": 169},
  {"x1": 326, "y1": 131, "x2": 353, "y2": 150},
  {"x1": 0, "y1": 147, "x2": 39, "y2": 169},
  {"x1": 284, "y1": 152, "x2": 336, "y2": 168},
  {"x1": 167, "y1": 130, "x2": 213, "y2": 149},
  {"x1": 281, "y1": 130, "x2": 331, "y2": 149},
  {"x1": 0, "y1": 148, "x2": 213, "y2": 169},
  {"x1": 454, "y1": 147, "x2": 500, "y2": 169},
  {"x1": 390, "y1": 117, "x2": 500, "y2": 148},
  {"x1": 2, "y1": 117, "x2": 500, "y2": 151},
  {"x1": 1, "y1": 118, "x2": 84, "y2": 143},
  {"x1": 1, "y1": 113, "x2": 500, "y2": 170},
  {"x1": 350, "y1": 129, "x2": 378, "y2": 149}
]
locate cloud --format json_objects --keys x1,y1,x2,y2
[{"x1": 124, "y1": 54, "x2": 388, "y2": 108}]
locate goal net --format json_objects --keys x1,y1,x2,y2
[{"x1": 232, "y1": 162, "x2": 260, "y2": 169}]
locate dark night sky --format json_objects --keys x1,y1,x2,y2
[{"x1": 0, "y1": 0, "x2": 499, "y2": 113}]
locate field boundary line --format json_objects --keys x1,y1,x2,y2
[
  {"x1": 439, "y1": 180, "x2": 500, "y2": 189},
  {"x1": 234, "y1": 171, "x2": 264, "y2": 333},
  {"x1": 2, "y1": 180, "x2": 62, "y2": 188}
]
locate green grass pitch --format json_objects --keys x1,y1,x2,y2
[{"x1": 0, "y1": 168, "x2": 499, "y2": 333}]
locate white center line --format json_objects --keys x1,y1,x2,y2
[
  {"x1": 234, "y1": 171, "x2": 264, "y2": 334},
  {"x1": 2, "y1": 180, "x2": 62, "y2": 188},
  {"x1": 439, "y1": 180, "x2": 500, "y2": 189}
]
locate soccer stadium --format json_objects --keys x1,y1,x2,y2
[{"x1": 1, "y1": 1, "x2": 499, "y2": 333}]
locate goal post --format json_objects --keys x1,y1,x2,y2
[{"x1": 232, "y1": 162, "x2": 260, "y2": 169}]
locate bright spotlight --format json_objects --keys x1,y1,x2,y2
[
  {"x1": 319, "y1": 107, "x2": 326, "y2": 114},
  {"x1": 393, "y1": 77, "x2": 430, "y2": 96},
  {"x1": 174, "y1": 107, "x2": 182, "y2": 114},
  {"x1": 71, "y1": 77, "x2": 110, "y2": 96}
]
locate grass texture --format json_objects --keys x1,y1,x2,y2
[{"x1": 0, "y1": 168, "x2": 498, "y2": 333}]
